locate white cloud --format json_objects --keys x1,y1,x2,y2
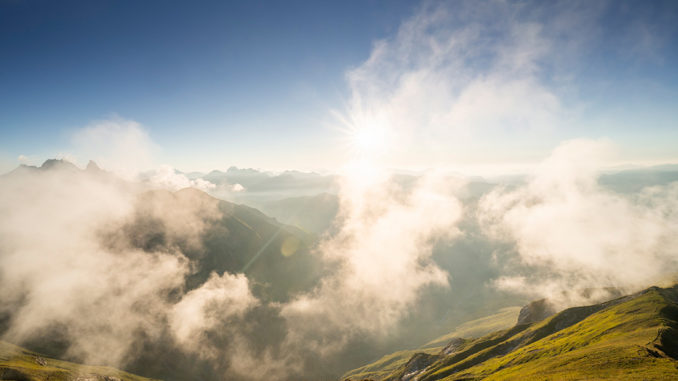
[
  {"x1": 0, "y1": 163, "x2": 230, "y2": 367},
  {"x1": 0, "y1": 165, "x2": 187, "y2": 366},
  {"x1": 71, "y1": 118, "x2": 156, "y2": 178},
  {"x1": 479, "y1": 139, "x2": 678, "y2": 307},
  {"x1": 170, "y1": 272, "x2": 258, "y2": 358},
  {"x1": 280, "y1": 172, "x2": 464, "y2": 356},
  {"x1": 337, "y1": 2, "x2": 570, "y2": 169},
  {"x1": 148, "y1": 165, "x2": 216, "y2": 191}
]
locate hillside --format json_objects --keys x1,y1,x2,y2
[
  {"x1": 0, "y1": 340, "x2": 154, "y2": 381},
  {"x1": 0, "y1": 160, "x2": 325, "y2": 381},
  {"x1": 343, "y1": 307, "x2": 521, "y2": 380},
  {"x1": 128, "y1": 187, "x2": 322, "y2": 302},
  {"x1": 2, "y1": 161, "x2": 323, "y2": 303},
  {"x1": 344, "y1": 285, "x2": 678, "y2": 380},
  {"x1": 259, "y1": 192, "x2": 339, "y2": 234}
]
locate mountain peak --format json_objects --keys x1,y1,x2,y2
[
  {"x1": 39, "y1": 159, "x2": 79, "y2": 171},
  {"x1": 516, "y1": 298, "x2": 556, "y2": 325},
  {"x1": 226, "y1": 166, "x2": 265, "y2": 176},
  {"x1": 85, "y1": 160, "x2": 101, "y2": 172}
]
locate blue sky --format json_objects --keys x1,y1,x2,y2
[{"x1": 1, "y1": 0, "x2": 677, "y2": 174}]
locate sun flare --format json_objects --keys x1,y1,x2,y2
[{"x1": 352, "y1": 127, "x2": 386, "y2": 154}]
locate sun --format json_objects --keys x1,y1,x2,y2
[
  {"x1": 344, "y1": 124, "x2": 391, "y2": 161},
  {"x1": 333, "y1": 106, "x2": 393, "y2": 160},
  {"x1": 339, "y1": 125, "x2": 392, "y2": 188},
  {"x1": 353, "y1": 127, "x2": 385, "y2": 154}
]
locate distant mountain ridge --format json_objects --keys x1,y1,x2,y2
[
  {"x1": 203, "y1": 166, "x2": 337, "y2": 195},
  {"x1": 259, "y1": 192, "x2": 340, "y2": 234}
]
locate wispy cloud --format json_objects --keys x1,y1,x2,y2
[
  {"x1": 147, "y1": 165, "x2": 216, "y2": 192},
  {"x1": 479, "y1": 139, "x2": 678, "y2": 307},
  {"x1": 338, "y1": 1, "x2": 575, "y2": 169},
  {"x1": 0, "y1": 165, "x2": 191, "y2": 366},
  {"x1": 71, "y1": 117, "x2": 157, "y2": 178},
  {"x1": 281, "y1": 173, "x2": 463, "y2": 353}
]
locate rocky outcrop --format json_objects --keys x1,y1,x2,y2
[
  {"x1": 400, "y1": 353, "x2": 438, "y2": 381},
  {"x1": 440, "y1": 338, "x2": 465, "y2": 355},
  {"x1": 517, "y1": 299, "x2": 555, "y2": 325}
]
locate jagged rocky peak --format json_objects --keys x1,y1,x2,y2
[
  {"x1": 40, "y1": 158, "x2": 79, "y2": 171},
  {"x1": 517, "y1": 298, "x2": 556, "y2": 325},
  {"x1": 86, "y1": 160, "x2": 101, "y2": 172}
]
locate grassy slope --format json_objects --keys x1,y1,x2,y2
[
  {"x1": 422, "y1": 307, "x2": 522, "y2": 349},
  {"x1": 345, "y1": 285, "x2": 678, "y2": 381},
  {"x1": 418, "y1": 285, "x2": 678, "y2": 380},
  {"x1": 342, "y1": 307, "x2": 521, "y2": 380},
  {"x1": 0, "y1": 340, "x2": 155, "y2": 381}
]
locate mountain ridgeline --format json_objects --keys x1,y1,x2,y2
[
  {"x1": 344, "y1": 284, "x2": 678, "y2": 380},
  {"x1": 117, "y1": 187, "x2": 321, "y2": 301}
]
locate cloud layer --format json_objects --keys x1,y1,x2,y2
[
  {"x1": 0, "y1": 165, "x2": 191, "y2": 366},
  {"x1": 480, "y1": 139, "x2": 678, "y2": 306}
]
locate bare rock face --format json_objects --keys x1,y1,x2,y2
[
  {"x1": 33, "y1": 355, "x2": 46, "y2": 366},
  {"x1": 40, "y1": 159, "x2": 79, "y2": 172},
  {"x1": 400, "y1": 353, "x2": 439, "y2": 381},
  {"x1": 441, "y1": 338, "x2": 466, "y2": 355},
  {"x1": 517, "y1": 299, "x2": 556, "y2": 325}
]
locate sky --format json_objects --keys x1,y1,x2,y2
[{"x1": 1, "y1": 0, "x2": 677, "y2": 174}]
